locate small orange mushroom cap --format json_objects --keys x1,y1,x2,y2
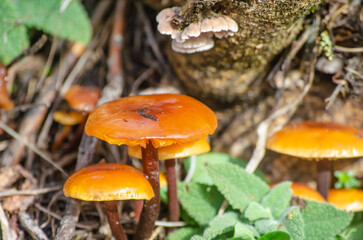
[
  {"x1": 63, "y1": 163, "x2": 155, "y2": 201},
  {"x1": 53, "y1": 111, "x2": 85, "y2": 126},
  {"x1": 267, "y1": 121, "x2": 363, "y2": 159},
  {"x1": 128, "y1": 138, "x2": 210, "y2": 160},
  {"x1": 290, "y1": 182, "x2": 325, "y2": 202},
  {"x1": 85, "y1": 94, "x2": 217, "y2": 148},
  {"x1": 328, "y1": 189, "x2": 363, "y2": 211},
  {"x1": 64, "y1": 85, "x2": 101, "y2": 112}
]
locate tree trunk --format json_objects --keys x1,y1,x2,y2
[{"x1": 156, "y1": 0, "x2": 322, "y2": 103}]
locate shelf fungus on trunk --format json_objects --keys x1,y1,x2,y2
[{"x1": 157, "y1": 7, "x2": 238, "y2": 53}]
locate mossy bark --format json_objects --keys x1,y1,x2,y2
[{"x1": 159, "y1": 0, "x2": 322, "y2": 103}]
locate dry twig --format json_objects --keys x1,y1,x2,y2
[{"x1": 245, "y1": 18, "x2": 320, "y2": 173}]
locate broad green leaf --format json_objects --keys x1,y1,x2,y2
[
  {"x1": 261, "y1": 182, "x2": 292, "y2": 219},
  {"x1": 15, "y1": 0, "x2": 91, "y2": 44},
  {"x1": 184, "y1": 152, "x2": 267, "y2": 185},
  {"x1": 244, "y1": 202, "x2": 272, "y2": 221},
  {"x1": 348, "y1": 221, "x2": 363, "y2": 240},
  {"x1": 203, "y1": 212, "x2": 257, "y2": 240},
  {"x1": 160, "y1": 185, "x2": 168, "y2": 203},
  {"x1": 258, "y1": 231, "x2": 291, "y2": 240},
  {"x1": 178, "y1": 182, "x2": 224, "y2": 226},
  {"x1": 0, "y1": 0, "x2": 29, "y2": 65},
  {"x1": 167, "y1": 227, "x2": 204, "y2": 240},
  {"x1": 302, "y1": 200, "x2": 353, "y2": 240},
  {"x1": 191, "y1": 236, "x2": 204, "y2": 240},
  {"x1": 233, "y1": 221, "x2": 260, "y2": 240},
  {"x1": 254, "y1": 219, "x2": 280, "y2": 235},
  {"x1": 207, "y1": 163, "x2": 269, "y2": 213},
  {"x1": 180, "y1": 205, "x2": 199, "y2": 226},
  {"x1": 280, "y1": 207, "x2": 304, "y2": 240}
]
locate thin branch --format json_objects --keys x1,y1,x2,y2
[
  {"x1": 0, "y1": 186, "x2": 62, "y2": 198},
  {"x1": 245, "y1": 19, "x2": 319, "y2": 174},
  {"x1": 154, "y1": 220, "x2": 187, "y2": 227},
  {"x1": 0, "y1": 120, "x2": 68, "y2": 177},
  {"x1": 335, "y1": 45, "x2": 363, "y2": 53}
]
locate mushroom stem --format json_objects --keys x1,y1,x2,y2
[
  {"x1": 317, "y1": 159, "x2": 331, "y2": 199},
  {"x1": 165, "y1": 158, "x2": 179, "y2": 232},
  {"x1": 133, "y1": 199, "x2": 143, "y2": 222},
  {"x1": 134, "y1": 142, "x2": 160, "y2": 240},
  {"x1": 104, "y1": 200, "x2": 128, "y2": 240}
]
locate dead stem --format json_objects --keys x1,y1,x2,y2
[
  {"x1": 245, "y1": 16, "x2": 320, "y2": 174},
  {"x1": 0, "y1": 120, "x2": 68, "y2": 176}
]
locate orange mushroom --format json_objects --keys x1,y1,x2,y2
[
  {"x1": 267, "y1": 121, "x2": 363, "y2": 199},
  {"x1": 52, "y1": 111, "x2": 85, "y2": 151},
  {"x1": 128, "y1": 138, "x2": 210, "y2": 160},
  {"x1": 64, "y1": 85, "x2": 101, "y2": 113},
  {"x1": 290, "y1": 182, "x2": 325, "y2": 202},
  {"x1": 53, "y1": 85, "x2": 101, "y2": 152},
  {"x1": 85, "y1": 94, "x2": 217, "y2": 239},
  {"x1": 328, "y1": 189, "x2": 363, "y2": 212},
  {"x1": 128, "y1": 138, "x2": 210, "y2": 228},
  {"x1": 64, "y1": 163, "x2": 154, "y2": 240}
]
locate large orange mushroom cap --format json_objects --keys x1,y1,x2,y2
[
  {"x1": 128, "y1": 138, "x2": 210, "y2": 160},
  {"x1": 267, "y1": 121, "x2": 363, "y2": 159},
  {"x1": 328, "y1": 189, "x2": 363, "y2": 211},
  {"x1": 63, "y1": 163, "x2": 155, "y2": 201},
  {"x1": 85, "y1": 94, "x2": 217, "y2": 148}
]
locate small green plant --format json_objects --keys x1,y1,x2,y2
[
  {"x1": 0, "y1": 0, "x2": 91, "y2": 65},
  {"x1": 334, "y1": 170, "x2": 360, "y2": 189},
  {"x1": 167, "y1": 152, "x2": 357, "y2": 240},
  {"x1": 320, "y1": 30, "x2": 333, "y2": 61}
]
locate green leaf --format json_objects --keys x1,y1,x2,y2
[
  {"x1": 233, "y1": 221, "x2": 260, "y2": 240},
  {"x1": 191, "y1": 236, "x2": 204, "y2": 240},
  {"x1": 258, "y1": 231, "x2": 291, "y2": 240},
  {"x1": 280, "y1": 207, "x2": 305, "y2": 240},
  {"x1": 0, "y1": 0, "x2": 29, "y2": 65},
  {"x1": 207, "y1": 163, "x2": 269, "y2": 213},
  {"x1": 254, "y1": 219, "x2": 280, "y2": 235},
  {"x1": 302, "y1": 200, "x2": 353, "y2": 240},
  {"x1": 203, "y1": 212, "x2": 257, "y2": 240},
  {"x1": 244, "y1": 202, "x2": 272, "y2": 221},
  {"x1": 178, "y1": 182, "x2": 224, "y2": 226},
  {"x1": 160, "y1": 185, "x2": 168, "y2": 203},
  {"x1": 184, "y1": 152, "x2": 267, "y2": 185},
  {"x1": 15, "y1": 0, "x2": 91, "y2": 44},
  {"x1": 261, "y1": 182, "x2": 293, "y2": 219},
  {"x1": 334, "y1": 170, "x2": 360, "y2": 189},
  {"x1": 348, "y1": 221, "x2": 363, "y2": 240},
  {"x1": 167, "y1": 227, "x2": 204, "y2": 240},
  {"x1": 203, "y1": 212, "x2": 238, "y2": 240}
]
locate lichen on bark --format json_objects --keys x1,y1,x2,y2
[{"x1": 159, "y1": 0, "x2": 322, "y2": 102}]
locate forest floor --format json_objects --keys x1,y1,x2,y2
[{"x1": 0, "y1": 0, "x2": 362, "y2": 239}]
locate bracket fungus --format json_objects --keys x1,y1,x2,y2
[
  {"x1": 63, "y1": 163, "x2": 154, "y2": 240},
  {"x1": 267, "y1": 121, "x2": 363, "y2": 199},
  {"x1": 85, "y1": 94, "x2": 217, "y2": 239},
  {"x1": 156, "y1": 7, "x2": 238, "y2": 53}
]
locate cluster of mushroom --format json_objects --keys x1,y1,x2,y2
[
  {"x1": 157, "y1": 7, "x2": 238, "y2": 53},
  {"x1": 63, "y1": 94, "x2": 217, "y2": 240},
  {"x1": 267, "y1": 121, "x2": 363, "y2": 201},
  {"x1": 52, "y1": 85, "x2": 101, "y2": 151},
  {"x1": 276, "y1": 182, "x2": 363, "y2": 212}
]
